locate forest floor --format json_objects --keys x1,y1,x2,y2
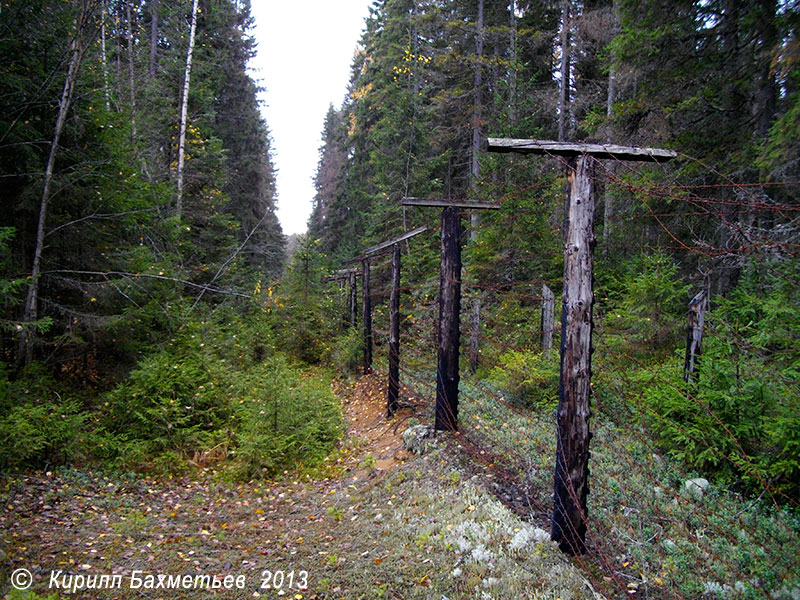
[{"x1": 1, "y1": 373, "x2": 598, "y2": 600}]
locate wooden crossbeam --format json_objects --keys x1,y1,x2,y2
[
  {"x1": 363, "y1": 225, "x2": 428, "y2": 256},
  {"x1": 341, "y1": 249, "x2": 390, "y2": 266},
  {"x1": 402, "y1": 197, "x2": 501, "y2": 210},
  {"x1": 487, "y1": 137, "x2": 677, "y2": 162},
  {"x1": 326, "y1": 267, "x2": 361, "y2": 281}
]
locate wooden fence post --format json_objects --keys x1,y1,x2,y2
[
  {"x1": 541, "y1": 284, "x2": 555, "y2": 350},
  {"x1": 339, "y1": 279, "x2": 347, "y2": 330},
  {"x1": 349, "y1": 271, "x2": 357, "y2": 328},
  {"x1": 436, "y1": 206, "x2": 462, "y2": 431},
  {"x1": 470, "y1": 294, "x2": 481, "y2": 373},
  {"x1": 401, "y1": 199, "x2": 498, "y2": 431},
  {"x1": 388, "y1": 243, "x2": 401, "y2": 416},
  {"x1": 487, "y1": 137, "x2": 676, "y2": 556},
  {"x1": 343, "y1": 226, "x2": 427, "y2": 414},
  {"x1": 684, "y1": 289, "x2": 707, "y2": 382},
  {"x1": 552, "y1": 155, "x2": 595, "y2": 554},
  {"x1": 362, "y1": 258, "x2": 372, "y2": 374}
]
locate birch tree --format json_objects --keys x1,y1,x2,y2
[
  {"x1": 557, "y1": 0, "x2": 571, "y2": 141},
  {"x1": 176, "y1": 0, "x2": 199, "y2": 217},
  {"x1": 19, "y1": 0, "x2": 94, "y2": 364}
]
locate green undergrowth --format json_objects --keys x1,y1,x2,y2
[
  {"x1": 400, "y1": 371, "x2": 800, "y2": 599},
  {"x1": 0, "y1": 307, "x2": 344, "y2": 479},
  {"x1": 398, "y1": 354, "x2": 800, "y2": 598}
]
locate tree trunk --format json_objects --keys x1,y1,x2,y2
[
  {"x1": 684, "y1": 290, "x2": 707, "y2": 383},
  {"x1": 126, "y1": 0, "x2": 137, "y2": 145},
  {"x1": 100, "y1": 0, "x2": 110, "y2": 109},
  {"x1": 558, "y1": 0, "x2": 571, "y2": 141},
  {"x1": 471, "y1": 0, "x2": 484, "y2": 190},
  {"x1": 552, "y1": 155, "x2": 595, "y2": 555},
  {"x1": 435, "y1": 207, "x2": 462, "y2": 432},
  {"x1": 176, "y1": 0, "x2": 199, "y2": 216},
  {"x1": 149, "y1": 0, "x2": 159, "y2": 79},
  {"x1": 387, "y1": 244, "x2": 401, "y2": 416},
  {"x1": 541, "y1": 284, "x2": 555, "y2": 350},
  {"x1": 606, "y1": 0, "x2": 618, "y2": 119},
  {"x1": 469, "y1": 0, "x2": 484, "y2": 372},
  {"x1": 19, "y1": 0, "x2": 90, "y2": 364},
  {"x1": 508, "y1": 0, "x2": 517, "y2": 125}
]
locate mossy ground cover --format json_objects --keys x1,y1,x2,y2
[{"x1": 432, "y1": 373, "x2": 800, "y2": 600}]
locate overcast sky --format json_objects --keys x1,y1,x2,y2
[{"x1": 249, "y1": 2, "x2": 374, "y2": 236}]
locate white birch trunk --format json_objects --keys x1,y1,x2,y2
[
  {"x1": 558, "y1": 0, "x2": 571, "y2": 142},
  {"x1": 176, "y1": 0, "x2": 199, "y2": 217},
  {"x1": 101, "y1": 0, "x2": 110, "y2": 109},
  {"x1": 126, "y1": 0, "x2": 137, "y2": 143}
]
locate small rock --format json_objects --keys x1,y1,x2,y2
[
  {"x1": 402, "y1": 424, "x2": 436, "y2": 455},
  {"x1": 662, "y1": 539, "x2": 679, "y2": 553},
  {"x1": 683, "y1": 478, "x2": 710, "y2": 501}
]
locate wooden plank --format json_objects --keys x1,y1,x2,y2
[
  {"x1": 435, "y1": 206, "x2": 462, "y2": 432},
  {"x1": 326, "y1": 267, "x2": 361, "y2": 281},
  {"x1": 402, "y1": 197, "x2": 501, "y2": 210},
  {"x1": 363, "y1": 225, "x2": 428, "y2": 257},
  {"x1": 541, "y1": 284, "x2": 554, "y2": 350},
  {"x1": 362, "y1": 258, "x2": 373, "y2": 374},
  {"x1": 683, "y1": 289, "x2": 707, "y2": 383},
  {"x1": 487, "y1": 137, "x2": 677, "y2": 162},
  {"x1": 387, "y1": 243, "x2": 401, "y2": 417},
  {"x1": 552, "y1": 155, "x2": 595, "y2": 555},
  {"x1": 342, "y1": 246, "x2": 394, "y2": 266}
]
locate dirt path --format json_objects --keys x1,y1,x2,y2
[{"x1": 1, "y1": 374, "x2": 598, "y2": 600}]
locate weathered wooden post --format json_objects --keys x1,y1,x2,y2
[
  {"x1": 349, "y1": 271, "x2": 358, "y2": 328},
  {"x1": 402, "y1": 198, "x2": 500, "y2": 431},
  {"x1": 684, "y1": 289, "x2": 707, "y2": 383},
  {"x1": 541, "y1": 284, "x2": 555, "y2": 350},
  {"x1": 325, "y1": 269, "x2": 361, "y2": 330},
  {"x1": 388, "y1": 243, "x2": 401, "y2": 416},
  {"x1": 361, "y1": 257, "x2": 372, "y2": 374},
  {"x1": 553, "y1": 154, "x2": 595, "y2": 554},
  {"x1": 487, "y1": 137, "x2": 676, "y2": 554},
  {"x1": 347, "y1": 226, "x2": 428, "y2": 416},
  {"x1": 469, "y1": 294, "x2": 481, "y2": 373},
  {"x1": 437, "y1": 205, "x2": 462, "y2": 430}
]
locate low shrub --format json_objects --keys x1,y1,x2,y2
[
  {"x1": 326, "y1": 327, "x2": 363, "y2": 376},
  {"x1": 487, "y1": 349, "x2": 559, "y2": 410},
  {"x1": 101, "y1": 329, "x2": 231, "y2": 471},
  {"x1": 0, "y1": 363, "x2": 88, "y2": 471},
  {"x1": 231, "y1": 356, "x2": 342, "y2": 479}
]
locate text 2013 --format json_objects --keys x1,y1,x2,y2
[{"x1": 260, "y1": 569, "x2": 308, "y2": 591}]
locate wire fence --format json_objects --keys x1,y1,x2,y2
[{"x1": 328, "y1": 154, "x2": 800, "y2": 599}]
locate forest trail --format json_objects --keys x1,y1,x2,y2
[
  {"x1": 1, "y1": 375, "x2": 596, "y2": 600},
  {"x1": 0, "y1": 374, "x2": 413, "y2": 598},
  {"x1": 336, "y1": 372, "x2": 416, "y2": 474}
]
